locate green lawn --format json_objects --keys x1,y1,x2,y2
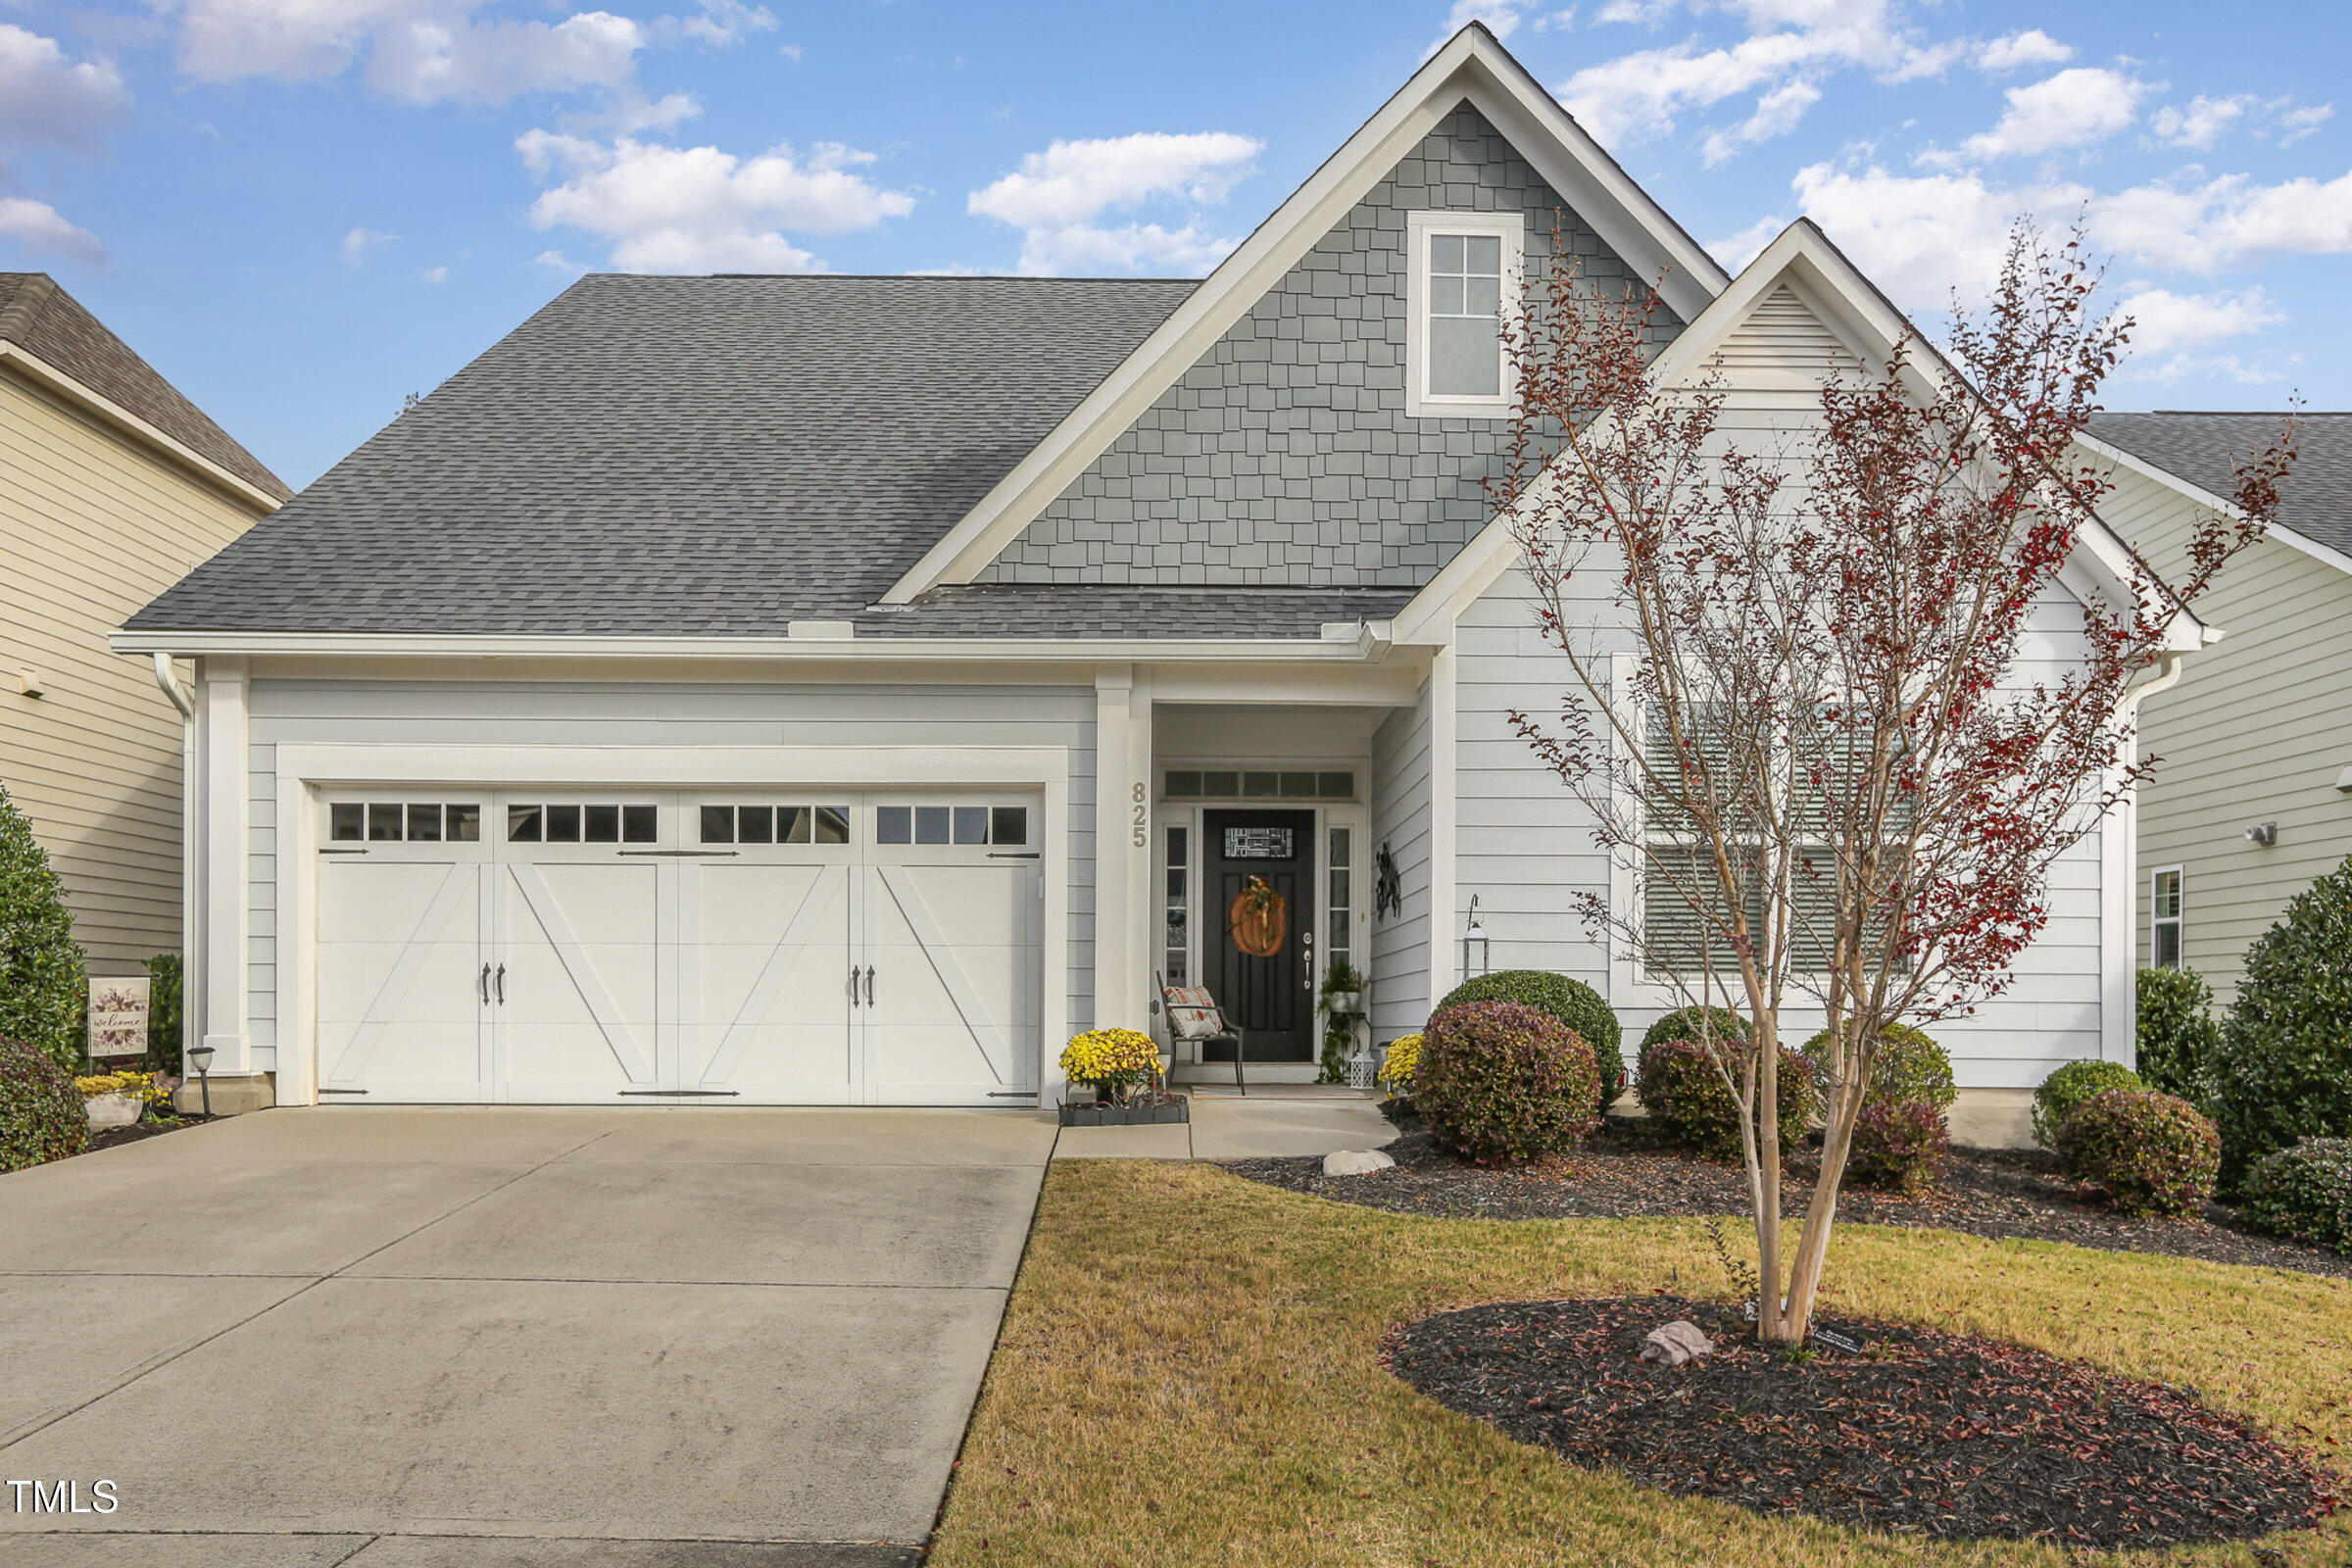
[{"x1": 931, "y1": 1160, "x2": 2352, "y2": 1568}]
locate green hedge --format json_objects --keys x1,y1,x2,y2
[
  {"x1": 0, "y1": 783, "x2": 85, "y2": 1073},
  {"x1": 1416, "y1": 1001, "x2": 1603, "y2": 1165},
  {"x1": 1801, "y1": 1022, "x2": 1956, "y2": 1114},
  {"x1": 1637, "y1": 1034, "x2": 1815, "y2": 1159},
  {"x1": 2135, "y1": 966, "x2": 2222, "y2": 1103},
  {"x1": 2209, "y1": 858, "x2": 2352, "y2": 1186},
  {"x1": 2032, "y1": 1059, "x2": 2145, "y2": 1150},
  {"x1": 1437, "y1": 970, "x2": 1624, "y2": 1102},
  {"x1": 2237, "y1": 1137, "x2": 2352, "y2": 1255},
  {"x1": 2057, "y1": 1089, "x2": 2220, "y2": 1218},
  {"x1": 0, "y1": 1033, "x2": 86, "y2": 1173}
]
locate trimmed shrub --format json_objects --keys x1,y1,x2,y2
[
  {"x1": 1847, "y1": 1100, "x2": 1949, "y2": 1195},
  {"x1": 1801, "y1": 1021, "x2": 1956, "y2": 1114},
  {"x1": 2057, "y1": 1090, "x2": 2221, "y2": 1217},
  {"x1": 1, "y1": 1033, "x2": 86, "y2": 1173},
  {"x1": 1641, "y1": 1005, "x2": 1751, "y2": 1054},
  {"x1": 2237, "y1": 1138, "x2": 2352, "y2": 1255},
  {"x1": 1438, "y1": 970, "x2": 1625, "y2": 1102},
  {"x1": 2209, "y1": 858, "x2": 2352, "y2": 1186},
  {"x1": 1416, "y1": 1001, "x2": 1602, "y2": 1165},
  {"x1": 2135, "y1": 966, "x2": 2222, "y2": 1104},
  {"x1": 1637, "y1": 1037, "x2": 1816, "y2": 1160},
  {"x1": 0, "y1": 783, "x2": 86, "y2": 1073},
  {"x1": 2032, "y1": 1059, "x2": 2146, "y2": 1150}
]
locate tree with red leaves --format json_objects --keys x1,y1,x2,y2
[{"x1": 1494, "y1": 223, "x2": 2294, "y2": 1346}]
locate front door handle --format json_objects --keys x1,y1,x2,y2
[
  {"x1": 495, "y1": 963, "x2": 506, "y2": 1004},
  {"x1": 480, "y1": 963, "x2": 491, "y2": 1004},
  {"x1": 863, "y1": 965, "x2": 875, "y2": 1005}
]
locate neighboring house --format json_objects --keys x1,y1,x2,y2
[
  {"x1": 2085, "y1": 412, "x2": 2352, "y2": 1005},
  {"x1": 119, "y1": 26, "x2": 2214, "y2": 1141},
  {"x1": 1, "y1": 272, "x2": 288, "y2": 978}
]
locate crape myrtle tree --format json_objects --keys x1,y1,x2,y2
[{"x1": 1494, "y1": 224, "x2": 2293, "y2": 1346}]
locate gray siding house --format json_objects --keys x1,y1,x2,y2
[
  {"x1": 2087, "y1": 414, "x2": 2352, "y2": 1004},
  {"x1": 121, "y1": 26, "x2": 2212, "y2": 1141}
]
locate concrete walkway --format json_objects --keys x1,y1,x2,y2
[
  {"x1": 0, "y1": 1105, "x2": 1056, "y2": 1567},
  {"x1": 1052, "y1": 1085, "x2": 1397, "y2": 1161}
]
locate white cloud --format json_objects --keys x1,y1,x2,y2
[
  {"x1": 1700, "y1": 77, "x2": 1821, "y2": 165},
  {"x1": 519, "y1": 131, "x2": 915, "y2": 272},
  {"x1": 1706, "y1": 210, "x2": 1789, "y2": 271},
  {"x1": 1976, "y1": 29, "x2": 2072, "y2": 74},
  {"x1": 417, "y1": 264, "x2": 450, "y2": 282},
  {"x1": 2091, "y1": 169, "x2": 2352, "y2": 273},
  {"x1": 2152, "y1": 94, "x2": 2253, "y2": 151},
  {"x1": 1556, "y1": 0, "x2": 1952, "y2": 153},
  {"x1": 341, "y1": 224, "x2": 396, "y2": 267},
  {"x1": 1786, "y1": 160, "x2": 2078, "y2": 304},
  {"x1": 968, "y1": 129, "x2": 1261, "y2": 276},
  {"x1": 658, "y1": 0, "x2": 775, "y2": 49},
  {"x1": 2114, "y1": 285, "x2": 2283, "y2": 356},
  {"x1": 1429, "y1": 1, "x2": 1576, "y2": 52},
  {"x1": 1956, "y1": 67, "x2": 2147, "y2": 161},
  {"x1": 2278, "y1": 104, "x2": 2333, "y2": 146},
  {"x1": 0, "y1": 196, "x2": 103, "y2": 263},
  {"x1": 176, "y1": 0, "x2": 645, "y2": 105},
  {"x1": 968, "y1": 131, "x2": 1261, "y2": 229},
  {"x1": 0, "y1": 23, "x2": 128, "y2": 152},
  {"x1": 1595, "y1": 0, "x2": 1678, "y2": 24}
]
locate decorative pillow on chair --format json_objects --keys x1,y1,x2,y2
[{"x1": 1163, "y1": 985, "x2": 1226, "y2": 1039}]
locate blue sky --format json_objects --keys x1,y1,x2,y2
[{"x1": 4, "y1": 0, "x2": 2348, "y2": 488}]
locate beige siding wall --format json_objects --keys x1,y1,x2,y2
[
  {"x1": 0, "y1": 368, "x2": 270, "y2": 970},
  {"x1": 2116, "y1": 463, "x2": 2352, "y2": 1004}
]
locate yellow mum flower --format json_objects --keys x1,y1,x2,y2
[{"x1": 1376, "y1": 1033, "x2": 1422, "y2": 1090}]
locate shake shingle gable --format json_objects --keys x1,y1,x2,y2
[{"x1": 126, "y1": 273, "x2": 1205, "y2": 636}]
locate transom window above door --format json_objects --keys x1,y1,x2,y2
[
  {"x1": 1407, "y1": 212, "x2": 1523, "y2": 417},
  {"x1": 876, "y1": 804, "x2": 1030, "y2": 846},
  {"x1": 507, "y1": 803, "x2": 659, "y2": 844},
  {"x1": 1162, "y1": 769, "x2": 1355, "y2": 802},
  {"x1": 700, "y1": 805, "x2": 851, "y2": 845},
  {"x1": 330, "y1": 802, "x2": 481, "y2": 843}
]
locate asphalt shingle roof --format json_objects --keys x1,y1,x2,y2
[
  {"x1": 127, "y1": 273, "x2": 1213, "y2": 637},
  {"x1": 1, "y1": 272, "x2": 291, "y2": 501},
  {"x1": 852, "y1": 585, "x2": 1418, "y2": 639},
  {"x1": 2090, "y1": 411, "x2": 2348, "y2": 559}
]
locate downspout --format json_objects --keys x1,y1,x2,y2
[{"x1": 153, "y1": 652, "x2": 196, "y2": 720}]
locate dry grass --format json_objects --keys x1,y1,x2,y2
[{"x1": 930, "y1": 1160, "x2": 2352, "y2": 1568}]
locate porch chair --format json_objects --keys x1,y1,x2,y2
[{"x1": 1155, "y1": 971, "x2": 1249, "y2": 1096}]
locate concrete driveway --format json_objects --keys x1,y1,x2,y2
[{"x1": 0, "y1": 1105, "x2": 1055, "y2": 1567}]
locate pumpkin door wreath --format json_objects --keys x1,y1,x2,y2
[{"x1": 1230, "y1": 875, "x2": 1290, "y2": 957}]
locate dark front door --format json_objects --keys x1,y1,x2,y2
[{"x1": 1201, "y1": 808, "x2": 1316, "y2": 1063}]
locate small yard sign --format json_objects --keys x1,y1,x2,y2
[{"x1": 87, "y1": 976, "x2": 150, "y2": 1063}]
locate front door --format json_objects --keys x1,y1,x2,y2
[{"x1": 1201, "y1": 808, "x2": 1316, "y2": 1063}]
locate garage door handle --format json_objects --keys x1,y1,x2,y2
[
  {"x1": 849, "y1": 964, "x2": 860, "y2": 1007},
  {"x1": 480, "y1": 963, "x2": 491, "y2": 1004},
  {"x1": 495, "y1": 964, "x2": 506, "y2": 1004},
  {"x1": 863, "y1": 965, "x2": 875, "y2": 1005}
]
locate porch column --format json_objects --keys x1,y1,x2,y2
[
  {"x1": 1093, "y1": 665, "x2": 1152, "y2": 1031},
  {"x1": 196, "y1": 658, "x2": 252, "y2": 1075}
]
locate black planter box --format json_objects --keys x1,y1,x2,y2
[{"x1": 1057, "y1": 1099, "x2": 1191, "y2": 1127}]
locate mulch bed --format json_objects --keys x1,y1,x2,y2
[
  {"x1": 1225, "y1": 1107, "x2": 2352, "y2": 1280},
  {"x1": 1389, "y1": 1295, "x2": 2343, "y2": 1549},
  {"x1": 84, "y1": 1117, "x2": 203, "y2": 1154}
]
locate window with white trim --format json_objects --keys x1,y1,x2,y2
[
  {"x1": 1406, "y1": 212, "x2": 1522, "y2": 417},
  {"x1": 2151, "y1": 867, "x2": 2183, "y2": 969}
]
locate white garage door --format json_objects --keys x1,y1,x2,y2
[{"x1": 315, "y1": 791, "x2": 1043, "y2": 1105}]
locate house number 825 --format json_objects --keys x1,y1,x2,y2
[{"x1": 1132, "y1": 782, "x2": 1149, "y2": 848}]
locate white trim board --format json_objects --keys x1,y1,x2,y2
[
  {"x1": 881, "y1": 23, "x2": 1727, "y2": 604},
  {"x1": 268, "y1": 742, "x2": 1073, "y2": 1109}
]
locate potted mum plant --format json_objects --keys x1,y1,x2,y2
[
  {"x1": 1058, "y1": 1028, "x2": 1190, "y2": 1126},
  {"x1": 74, "y1": 1068, "x2": 172, "y2": 1131}
]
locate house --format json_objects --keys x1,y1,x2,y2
[
  {"x1": 2084, "y1": 412, "x2": 2352, "y2": 1004},
  {"x1": 117, "y1": 26, "x2": 2216, "y2": 1141},
  {"x1": 2, "y1": 272, "x2": 288, "y2": 980}
]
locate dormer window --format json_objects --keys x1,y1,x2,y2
[{"x1": 1406, "y1": 211, "x2": 1523, "y2": 417}]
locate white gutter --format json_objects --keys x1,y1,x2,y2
[
  {"x1": 151, "y1": 653, "x2": 196, "y2": 719},
  {"x1": 111, "y1": 623, "x2": 1402, "y2": 663}
]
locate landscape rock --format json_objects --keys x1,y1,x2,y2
[
  {"x1": 1639, "y1": 1319, "x2": 1715, "y2": 1367},
  {"x1": 1321, "y1": 1149, "x2": 1396, "y2": 1177}
]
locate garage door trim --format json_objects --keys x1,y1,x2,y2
[{"x1": 274, "y1": 744, "x2": 1076, "y2": 1107}]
